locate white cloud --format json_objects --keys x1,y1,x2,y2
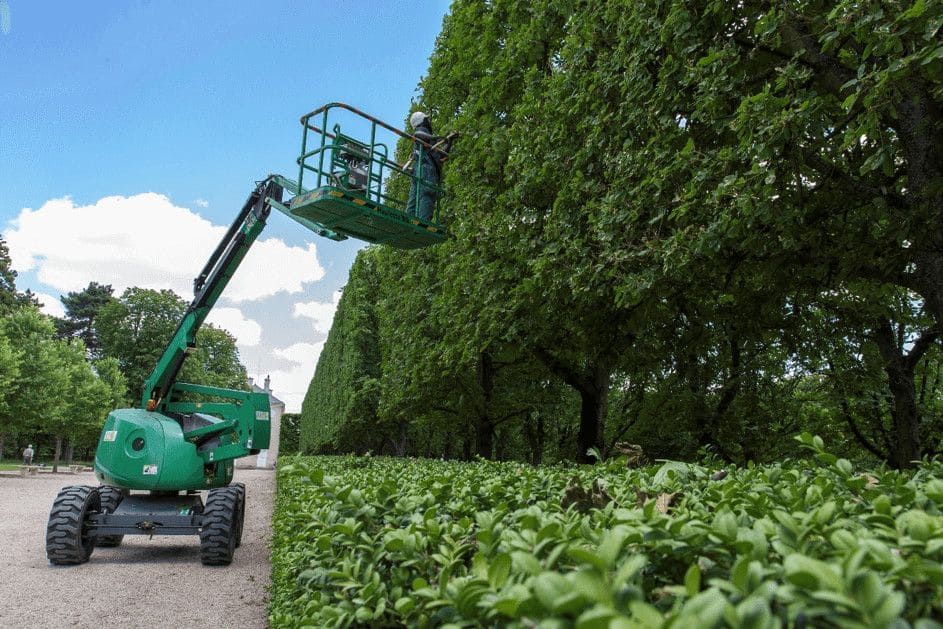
[
  {"x1": 5, "y1": 193, "x2": 325, "y2": 303},
  {"x1": 293, "y1": 290, "x2": 342, "y2": 334},
  {"x1": 194, "y1": 199, "x2": 209, "y2": 208},
  {"x1": 206, "y1": 307, "x2": 261, "y2": 348},
  {"x1": 252, "y1": 340, "x2": 326, "y2": 412},
  {"x1": 34, "y1": 292, "x2": 65, "y2": 318}
]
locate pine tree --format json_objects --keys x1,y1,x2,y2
[
  {"x1": 58, "y1": 282, "x2": 114, "y2": 357},
  {"x1": 0, "y1": 236, "x2": 22, "y2": 314}
]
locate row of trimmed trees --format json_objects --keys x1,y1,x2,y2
[{"x1": 299, "y1": 0, "x2": 943, "y2": 469}]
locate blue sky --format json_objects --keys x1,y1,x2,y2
[{"x1": 0, "y1": 1, "x2": 451, "y2": 409}]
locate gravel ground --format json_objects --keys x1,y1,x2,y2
[{"x1": 0, "y1": 467, "x2": 274, "y2": 628}]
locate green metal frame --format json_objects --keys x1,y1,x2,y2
[
  {"x1": 95, "y1": 179, "x2": 282, "y2": 490},
  {"x1": 291, "y1": 102, "x2": 448, "y2": 248},
  {"x1": 163, "y1": 382, "x2": 272, "y2": 464}
]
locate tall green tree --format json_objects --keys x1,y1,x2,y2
[
  {"x1": 57, "y1": 282, "x2": 115, "y2": 357},
  {"x1": 49, "y1": 339, "x2": 113, "y2": 471},
  {"x1": 0, "y1": 235, "x2": 20, "y2": 315},
  {"x1": 411, "y1": 0, "x2": 659, "y2": 461},
  {"x1": 0, "y1": 308, "x2": 69, "y2": 459},
  {"x1": 97, "y1": 288, "x2": 186, "y2": 402},
  {"x1": 570, "y1": 0, "x2": 943, "y2": 463},
  {"x1": 94, "y1": 356, "x2": 128, "y2": 409},
  {"x1": 0, "y1": 235, "x2": 40, "y2": 314},
  {"x1": 302, "y1": 0, "x2": 943, "y2": 467},
  {"x1": 96, "y1": 287, "x2": 247, "y2": 404},
  {"x1": 0, "y1": 330, "x2": 19, "y2": 459},
  {"x1": 180, "y1": 326, "x2": 249, "y2": 392}
]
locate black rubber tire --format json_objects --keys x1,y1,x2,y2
[
  {"x1": 231, "y1": 482, "x2": 246, "y2": 548},
  {"x1": 95, "y1": 486, "x2": 126, "y2": 547},
  {"x1": 199, "y1": 487, "x2": 238, "y2": 566},
  {"x1": 46, "y1": 485, "x2": 100, "y2": 565}
]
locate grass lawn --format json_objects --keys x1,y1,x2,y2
[{"x1": 0, "y1": 458, "x2": 93, "y2": 471}]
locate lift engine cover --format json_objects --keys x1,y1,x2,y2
[{"x1": 94, "y1": 409, "x2": 233, "y2": 491}]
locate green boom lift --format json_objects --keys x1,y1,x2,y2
[{"x1": 45, "y1": 103, "x2": 449, "y2": 566}]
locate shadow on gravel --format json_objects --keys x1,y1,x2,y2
[{"x1": 87, "y1": 543, "x2": 204, "y2": 565}]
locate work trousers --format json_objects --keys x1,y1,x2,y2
[{"x1": 406, "y1": 156, "x2": 439, "y2": 222}]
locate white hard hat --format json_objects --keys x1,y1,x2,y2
[{"x1": 409, "y1": 111, "x2": 429, "y2": 129}]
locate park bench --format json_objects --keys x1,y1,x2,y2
[{"x1": 18, "y1": 465, "x2": 39, "y2": 477}]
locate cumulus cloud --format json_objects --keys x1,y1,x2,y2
[
  {"x1": 194, "y1": 199, "x2": 209, "y2": 208},
  {"x1": 293, "y1": 290, "x2": 342, "y2": 334},
  {"x1": 253, "y1": 340, "x2": 326, "y2": 412},
  {"x1": 5, "y1": 193, "x2": 325, "y2": 303},
  {"x1": 34, "y1": 292, "x2": 65, "y2": 318},
  {"x1": 206, "y1": 307, "x2": 262, "y2": 348}
]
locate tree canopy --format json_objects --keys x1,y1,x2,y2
[
  {"x1": 96, "y1": 287, "x2": 248, "y2": 403},
  {"x1": 56, "y1": 281, "x2": 114, "y2": 357},
  {"x1": 300, "y1": 0, "x2": 943, "y2": 469}
]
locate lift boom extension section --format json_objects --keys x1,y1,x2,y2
[
  {"x1": 46, "y1": 177, "x2": 297, "y2": 567},
  {"x1": 95, "y1": 177, "x2": 284, "y2": 493}
]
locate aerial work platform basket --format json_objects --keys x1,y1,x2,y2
[{"x1": 279, "y1": 102, "x2": 447, "y2": 250}]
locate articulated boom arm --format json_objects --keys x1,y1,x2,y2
[{"x1": 141, "y1": 177, "x2": 284, "y2": 409}]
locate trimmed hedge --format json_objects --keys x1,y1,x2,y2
[{"x1": 270, "y1": 436, "x2": 943, "y2": 627}]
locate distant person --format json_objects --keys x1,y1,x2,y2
[
  {"x1": 22, "y1": 444, "x2": 34, "y2": 466},
  {"x1": 405, "y1": 111, "x2": 457, "y2": 222}
]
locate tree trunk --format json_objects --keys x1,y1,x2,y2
[
  {"x1": 703, "y1": 329, "x2": 740, "y2": 462},
  {"x1": 894, "y1": 83, "x2": 943, "y2": 329},
  {"x1": 393, "y1": 421, "x2": 408, "y2": 457},
  {"x1": 873, "y1": 318, "x2": 940, "y2": 469},
  {"x1": 495, "y1": 430, "x2": 507, "y2": 461},
  {"x1": 53, "y1": 436, "x2": 62, "y2": 473},
  {"x1": 577, "y1": 365, "x2": 610, "y2": 463},
  {"x1": 0, "y1": 432, "x2": 5, "y2": 461},
  {"x1": 65, "y1": 440, "x2": 75, "y2": 466},
  {"x1": 531, "y1": 347, "x2": 613, "y2": 463},
  {"x1": 530, "y1": 416, "x2": 545, "y2": 466},
  {"x1": 912, "y1": 249, "x2": 943, "y2": 329},
  {"x1": 476, "y1": 419, "x2": 494, "y2": 459},
  {"x1": 475, "y1": 351, "x2": 496, "y2": 459},
  {"x1": 884, "y1": 361, "x2": 921, "y2": 469}
]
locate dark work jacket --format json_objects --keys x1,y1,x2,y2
[{"x1": 412, "y1": 124, "x2": 451, "y2": 180}]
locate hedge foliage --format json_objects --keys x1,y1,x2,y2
[{"x1": 270, "y1": 436, "x2": 943, "y2": 627}]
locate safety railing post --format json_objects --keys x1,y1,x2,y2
[
  {"x1": 368, "y1": 121, "x2": 377, "y2": 204},
  {"x1": 317, "y1": 108, "x2": 329, "y2": 188},
  {"x1": 298, "y1": 120, "x2": 308, "y2": 192}
]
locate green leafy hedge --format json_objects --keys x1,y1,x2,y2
[{"x1": 270, "y1": 436, "x2": 943, "y2": 627}]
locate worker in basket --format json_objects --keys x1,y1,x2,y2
[{"x1": 405, "y1": 111, "x2": 457, "y2": 222}]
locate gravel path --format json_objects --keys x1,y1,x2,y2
[{"x1": 0, "y1": 468, "x2": 274, "y2": 628}]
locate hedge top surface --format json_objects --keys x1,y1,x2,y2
[{"x1": 270, "y1": 440, "x2": 943, "y2": 627}]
